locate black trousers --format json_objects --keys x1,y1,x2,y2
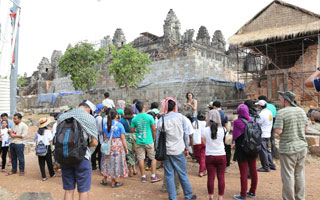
[
  {"x1": 224, "y1": 144, "x2": 231, "y2": 167},
  {"x1": 91, "y1": 143, "x2": 101, "y2": 170},
  {"x1": 1, "y1": 146, "x2": 9, "y2": 169},
  {"x1": 38, "y1": 146, "x2": 55, "y2": 178},
  {"x1": 259, "y1": 138, "x2": 276, "y2": 170}
]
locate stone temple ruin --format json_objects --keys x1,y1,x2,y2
[{"x1": 18, "y1": 9, "x2": 248, "y2": 113}]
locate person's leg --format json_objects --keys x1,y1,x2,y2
[
  {"x1": 270, "y1": 119, "x2": 277, "y2": 158},
  {"x1": 193, "y1": 144, "x2": 201, "y2": 172},
  {"x1": 38, "y1": 155, "x2": 46, "y2": 179},
  {"x1": 266, "y1": 138, "x2": 276, "y2": 169},
  {"x1": 9, "y1": 144, "x2": 17, "y2": 172},
  {"x1": 279, "y1": 153, "x2": 296, "y2": 200},
  {"x1": 216, "y1": 156, "x2": 226, "y2": 199},
  {"x1": 15, "y1": 144, "x2": 25, "y2": 172},
  {"x1": 164, "y1": 155, "x2": 177, "y2": 200},
  {"x1": 78, "y1": 192, "x2": 89, "y2": 200},
  {"x1": 171, "y1": 153, "x2": 193, "y2": 199},
  {"x1": 205, "y1": 156, "x2": 215, "y2": 198},
  {"x1": 199, "y1": 144, "x2": 206, "y2": 175},
  {"x1": 75, "y1": 159, "x2": 92, "y2": 194},
  {"x1": 237, "y1": 161, "x2": 248, "y2": 197},
  {"x1": 150, "y1": 159, "x2": 157, "y2": 175},
  {"x1": 2, "y1": 147, "x2": 9, "y2": 169},
  {"x1": 46, "y1": 147, "x2": 55, "y2": 177},
  {"x1": 64, "y1": 190, "x2": 74, "y2": 200},
  {"x1": 97, "y1": 144, "x2": 102, "y2": 171},
  {"x1": 294, "y1": 149, "x2": 307, "y2": 200},
  {"x1": 248, "y1": 158, "x2": 258, "y2": 195},
  {"x1": 225, "y1": 144, "x2": 231, "y2": 167},
  {"x1": 136, "y1": 145, "x2": 146, "y2": 177},
  {"x1": 258, "y1": 138, "x2": 270, "y2": 171}
]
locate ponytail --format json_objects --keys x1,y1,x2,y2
[
  {"x1": 107, "y1": 108, "x2": 118, "y2": 132},
  {"x1": 210, "y1": 120, "x2": 218, "y2": 140}
]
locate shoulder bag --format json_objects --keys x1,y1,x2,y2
[
  {"x1": 155, "y1": 116, "x2": 166, "y2": 161},
  {"x1": 101, "y1": 121, "x2": 117, "y2": 155}
]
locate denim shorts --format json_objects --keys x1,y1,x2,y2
[{"x1": 61, "y1": 159, "x2": 91, "y2": 193}]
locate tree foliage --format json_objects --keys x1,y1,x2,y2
[
  {"x1": 58, "y1": 42, "x2": 107, "y2": 91},
  {"x1": 17, "y1": 74, "x2": 28, "y2": 87},
  {"x1": 109, "y1": 44, "x2": 152, "y2": 90}
]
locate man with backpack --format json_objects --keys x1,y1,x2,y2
[
  {"x1": 274, "y1": 91, "x2": 308, "y2": 200},
  {"x1": 55, "y1": 100, "x2": 98, "y2": 200},
  {"x1": 255, "y1": 100, "x2": 276, "y2": 172},
  {"x1": 92, "y1": 104, "x2": 104, "y2": 171}
]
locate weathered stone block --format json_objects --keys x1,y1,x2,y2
[
  {"x1": 308, "y1": 145, "x2": 320, "y2": 156},
  {"x1": 306, "y1": 135, "x2": 319, "y2": 146}
]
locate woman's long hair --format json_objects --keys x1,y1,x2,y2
[
  {"x1": 210, "y1": 120, "x2": 218, "y2": 140},
  {"x1": 107, "y1": 108, "x2": 118, "y2": 132},
  {"x1": 38, "y1": 127, "x2": 48, "y2": 136}
]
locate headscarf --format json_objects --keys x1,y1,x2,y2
[
  {"x1": 233, "y1": 104, "x2": 252, "y2": 140},
  {"x1": 208, "y1": 109, "x2": 222, "y2": 127},
  {"x1": 117, "y1": 100, "x2": 126, "y2": 109},
  {"x1": 161, "y1": 97, "x2": 178, "y2": 114}
]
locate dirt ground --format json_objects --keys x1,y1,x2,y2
[{"x1": 0, "y1": 126, "x2": 320, "y2": 200}]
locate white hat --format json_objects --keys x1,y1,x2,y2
[
  {"x1": 84, "y1": 100, "x2": 96, "y2": 115},
  {"x1": 255, "y1": 100, "x2": 267, "y2": 106}
]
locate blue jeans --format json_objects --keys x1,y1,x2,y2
[
  {"x1": 164, "y1": 152, "x2": 193, "y2": 200},
  {"x1": 10, "y1": 143, "x2": 25, "y2": 172}
]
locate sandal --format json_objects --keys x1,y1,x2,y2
[
  {"x1": 112, "y1": 182, "x2": 123, "y2": 188},
  {"x1": 19, "y1": 172, "x2": 25, "y2": 176},
  {"x1": 100, "y1": 180, "x2": 108, "y2": 186},
  {"x1": 6, "y1": 171, "x2": 17, "y2": 176}
]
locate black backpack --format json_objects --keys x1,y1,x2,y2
[
  {"x1": 239, "y1": 118, "x2": 262, "y2": 156},
  {"x1": 155, "y1": 116, "x2": 166, "y2": 161},
  {"x1": 53, "y1": 118, "x2": 88, "y2": 166}
]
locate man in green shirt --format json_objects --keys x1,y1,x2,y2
[
  {"x1": 131, "y1": 100, "x2": 161, "y2": 183},
  {"x1": 274, "y1": 91, "x2": 308, "y2": 200}
]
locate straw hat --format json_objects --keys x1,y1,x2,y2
[{"x1": 39, "y1": 117, "x2": 51, "y2": 128}]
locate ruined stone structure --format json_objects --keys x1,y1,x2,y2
[{"x1": 18, "y1": 9, "x2": 246, "y2": 113}]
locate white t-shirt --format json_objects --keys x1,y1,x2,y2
[
  {"x1": 52, "y1": 122, "x2": 57, "y2": 137},
  {"x1": 102, "y1": 98, "x2": 115, "y2": 108},
  {"x1": 257, "y1": 108, "x2": 273, "y2": 138},
  {"x1": 192, "y1": 120, "x2": 206, "y2": 130},
  {"x1": 35, "y1": 130, "x2": 53, "y2": 146},
  {"x1": 1, "y1": 128, "x2": 10, "y2": 147},
  {"x1": 182, "y1": 116, "x2": 194, "y2": 136},
  {"x1": 201, "y1": 127, "x2": 225, "y2": 156}
]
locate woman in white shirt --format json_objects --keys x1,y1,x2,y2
[
  {"x1": 34, "y1": 118, "x2": 55, "y2": 181},
  {"x1": 0, "y1": 120, "x2": 10, "y2": 172},
  {"x1": 201, "y1": 109, "x2": 226, "y2": 200}
]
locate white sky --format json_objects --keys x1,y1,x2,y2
[{"x1": 18, "y1": 0, "x2": 319, "y2": 76}]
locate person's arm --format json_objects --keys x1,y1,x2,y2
[
  {"x1": 305, "y1": 126, "x2": 308, "y2": 134},
  {"x1": 184, "y1": 102, "x2": 187, "y2": 111},
  {"x1": 191, "y1": 100, "x2": 198, "y2": 111},
  {"x1": 120, "y1": 134, "x2": 128, "y2": 154},
  {"x1": 151, "y1": 124, "x2": 156, "y2": 142},
  {"x1": 130, "y1": 119, "x2": 136, "y2": 133},
  {"x1": 305, "y1": 70, "x2": 320, "y2": 87},
  {"x1": 89, "y1": 136, "x2": 98, "y2": 147},
  {"x1": 275, "y1": 128, "x2": 283, "y2": 135}
]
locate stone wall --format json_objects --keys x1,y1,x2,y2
[{"x1": 17, "y1": 78, "x2": 245, "y2": 114}]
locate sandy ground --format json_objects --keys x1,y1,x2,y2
[{"x1": 0, "y1": 125, "x2": 319, "y2": 200}]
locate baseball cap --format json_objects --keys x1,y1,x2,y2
[
  {"x1": 95, "y1": 104, "x2": 104, "y2": 114},
  {"x1": 255, "y1": 100, "x2": 267, "y2": 106}
]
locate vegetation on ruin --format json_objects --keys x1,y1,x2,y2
[
  {"x1": 109, "y1": 44, "x2": 152, "y2": 90},
  {"x1": 17, "y1": 74, "x2": 29, "y2": 88},
  {"x1": 58, "y1": 42, "x2": 107, "y2": 91}
]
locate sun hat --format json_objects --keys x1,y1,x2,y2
[
  {"x1": 278, "y1": 91, "x2": 297, "y2": 107},
  {"x1": 39, "y1": 117, "x2": 51, "y2": 128},
  {"x1": 255, "y1": 100, "x2": 267, "y2": 106}
]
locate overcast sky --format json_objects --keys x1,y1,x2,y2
[{"x1": 18, "y1": 0, "x2": 319, "y2": 76}]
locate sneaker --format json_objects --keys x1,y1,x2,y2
[
  {"x1": 141, "y1": 176, "x2": 147, "y2": 183},
  {"x1": 257, "y1": 167, "x2": 270, "y2": 172},
  {"x1": 151, "y1": 175, "x2": 161, "y2": 183},
  {"x1": 246, "y1": 192, "x2": 256, "y2": 198},
  {"x1": 270, "y1": 165, "x2": 277, "y2": 170},
  {"x1": 1, "y1": 169, "x2": 7, "y2": 173},
  {"x1": 233, "y1": 195, "x2": 246, "y2": 200},
  {"x1": 186, "y1": 195, "x2": 197, "y2": 200}
]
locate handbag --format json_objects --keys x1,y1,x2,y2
[
  {"x1": 223, "y1": 127, "x2": 233, "y2": 145},
  {"x1": 192, "y1": 120, "x2": 202, "y2": 145},
  {"x1": 101, "y1": 121, "x2": 117, "y2": 155},
  {"x1": 155, "y1": 116, "x2": 166, "y2": 161},
  {"x1": 36, "y1": 140, "x2": 48, "y2": 156}
]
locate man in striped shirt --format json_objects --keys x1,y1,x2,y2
[{"x1": 274, "y1": 91, "x2": 308, "y2": 200}]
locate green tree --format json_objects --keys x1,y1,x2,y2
[
  {"x1": 109, "y1": 44, "x2": 152, "y2": 90},
  {"x1": 58, "y1": 42, "x2": 107, "y2": 91},
  {"x1": 17, "y1": 74, "x2": 28, "y2": 87}
]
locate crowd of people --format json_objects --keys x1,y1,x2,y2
[{"x1": 0, "y1": 90, "x2": 310, "y2": 200}]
